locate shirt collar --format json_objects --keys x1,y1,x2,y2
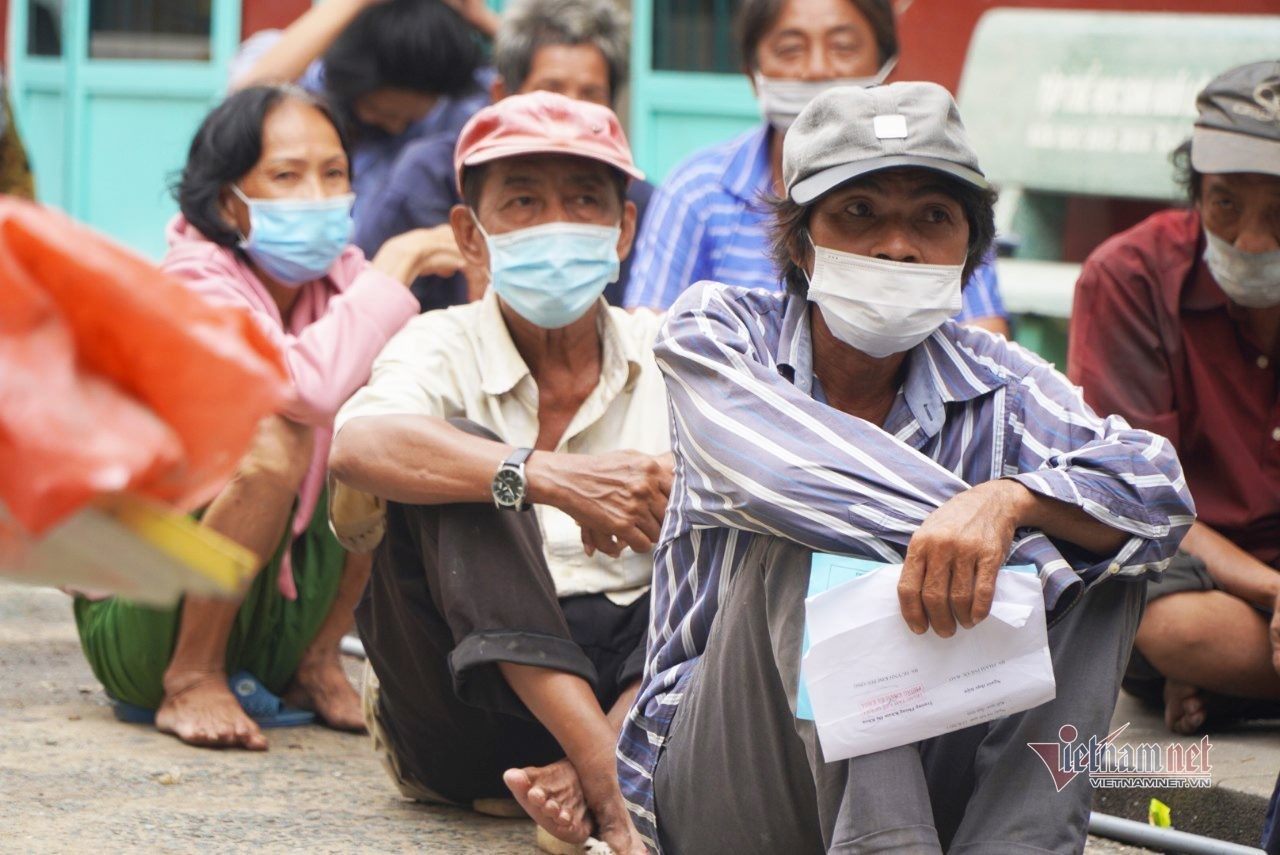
[
  {"x1": 474, "y1": 289, "x2": 642, "y2": 397},
  {"x1": 720, "y1": 125, "x2": 773, "y2": 204},
  {"x1": 775, "y1": 292, "x2": 815, "y2": 395},
  {"x1": 904, "y1": 328, "x2": 1005, "y2": 435},
  {"x1": 777, "y1": 297, "x2": 1003, "y2": 437}
]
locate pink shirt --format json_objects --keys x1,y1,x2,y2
[{"x1": 162, "y1": 215, "x2": 418, "y2": 598}]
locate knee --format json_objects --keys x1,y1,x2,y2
[
  {"x1": 1135, "y1": 592, "x2": 1218, "y2": 657},
  {"x1": 232, "y1": 415, "x2": 315, "y2": 496},
  {"x1": 446, "y1": 417, "x2": 503, "y2": 443}
]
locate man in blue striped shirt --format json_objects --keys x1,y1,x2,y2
[
  {"x1": 618, "y1": 82, "x2": 1194, "y2": 854},
  {"x1": 622, "y1": 0, "x2": 1008, "y2": 334}
]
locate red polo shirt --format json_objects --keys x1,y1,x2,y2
[{"x1": 1068, "y1": 208, "x2": 1279, "y2": 568}]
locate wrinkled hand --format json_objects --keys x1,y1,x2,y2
[
  {"x1": 531, "y1": 452, "x2": 674, "y2": 558},
  {"x1": 370, "y1": 225, "x2": 466, "y2": 286},
  {"x1": 1271, "y1": 591, "x2": 1280, "y2": 676},
  {"x1": 898, "y1": 479, "x2": 1032, "y2": 637}
]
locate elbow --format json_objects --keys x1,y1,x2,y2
[
  {"x1": 328, "y1": 426, "x2": 363, "y2": 485},
  {"x1": 280, "y1": 373, "x2": 349, "y2": 428}
]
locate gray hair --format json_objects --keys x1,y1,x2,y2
[{"x1": 494, "y1": 0, "x2": 630, "y2": 106}]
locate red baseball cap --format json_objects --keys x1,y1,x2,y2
[{"x1": 453, "y1": 91, "x2": 644, "y2": 192}]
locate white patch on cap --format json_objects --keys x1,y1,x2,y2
[{"x1": 874, "y1": 114, "x2": 908, "y2": 140}]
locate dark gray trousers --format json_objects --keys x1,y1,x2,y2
[
  {"x1": 355, "y1": 420, "x2": 648, "y2": 803},
  {"x1": 654, "y1": 537, "x2": 1144, "y2": 855}
]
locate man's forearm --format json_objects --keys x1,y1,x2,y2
[
  {"x1": 1004, "y1": 479, "x2": 1130, "y2": 558},
  {"x1": 329, "y1": 415, "x2": 511, "y2": 505},
  {"x1": 232, "y1": 0, "x2": 375, "y2": 90},
  {"x1": 606, "y1": 681, "x2": 640, "y2": 735},
  {"x1": 1180, "y1": 521, "x2": 1279, "y2": 609}
]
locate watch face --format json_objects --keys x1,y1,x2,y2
[{"x1": 492, "y1": 467, "x2": 527, "y2": 507}]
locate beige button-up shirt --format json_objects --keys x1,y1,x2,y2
[{"x1": 333, "y1": 291, "x2": 669, "y2": 604}]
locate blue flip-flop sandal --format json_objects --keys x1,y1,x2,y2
[{"x1": 111, "y1": 670, "x2": 316, "y2": 728}]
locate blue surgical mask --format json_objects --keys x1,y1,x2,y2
[
  {"x1": 233, "y1": 186, "x2": 354, "y2": 286},
  {"x1": 475, "y1": 217, "x2": 621, "y2": 329}
]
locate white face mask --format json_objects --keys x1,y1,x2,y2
[
  {"x1": 753, "y1": 56, "x2": 897, "y2": 132},
  {"x1": 1203, "y1": 228, "x2": 1280, "y2": 308},
  {"x1": 806, "y1": 242, "x2": 963, "y2": 359}
]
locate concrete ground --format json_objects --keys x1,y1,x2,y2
[{"x1": 0, "y1": 580, "x2": 1268, "y2": 854}]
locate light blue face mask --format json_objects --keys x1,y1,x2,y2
[
  {"x1": 233, "y1": 186, "x2": 354, "y2": 286},
  {"x1": 475, "y1": 217, "x2": 622, "y2": 329}
]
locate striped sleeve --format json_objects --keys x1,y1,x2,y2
[
  {"x1": 623, "y1": 169, "x2": 714, "y2": 310},
  {"x1": 1004, "y1": 359, "x2": 1196, "y2": 577},
  {"x1": 957, "y1": 255, "x2": 1006, "y2": 321},
  {"x1": 656, "y1": 285, "x2": 980, "y2": 559}
]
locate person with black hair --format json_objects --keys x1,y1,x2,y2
[
  {"x1": 73, "y1": 85, "x2": 457, "y2": 751},
  {"x1": 352, "y1": 0, "x2": 655, "y2": 313},
  {"x1": 623, "y1": 0, "x2": 1009, "y2": 339},
  {"x1": 230, "y1": 0, "x2": 490, "y2": 228},
  {"x1": 622, "y1": 81, "x2": 1192, "y2": 854}
]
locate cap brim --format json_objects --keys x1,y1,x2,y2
[
  {"x1": 461, "y1": 142, "x2": 645, "y2": 182},
  {"x1": 790, "y1": 155, "x2": 989, "y2": 205},
  {"x1": 1191, "y1": 127, "x2": 1280, "y2": 178}
]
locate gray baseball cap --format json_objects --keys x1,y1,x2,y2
[
  {"x1": 784, "y1": 81, "x2": 987, "y2": 206},
  {"x1": 1191, "y1": 60, "x2": 1280, "y2": 178}
]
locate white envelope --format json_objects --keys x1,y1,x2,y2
[{"x1": 801, "y1": 563, "x2": 1055, "y2": 762}]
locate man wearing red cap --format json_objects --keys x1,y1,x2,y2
[{"x1": 329, "y1": 92, "x2": 660, "y2": 855}]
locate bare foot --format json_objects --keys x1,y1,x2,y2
[
  {"x1": 284, "y1": 652, "x2": 365, "y2": 733},
  {"x1": 504, "y1": 759, "x2": 590, "y2": 845},
  {"x1": 575, "y1": 752, "x2": 649, "y2": 855},
  {"x1": 155, "y1": 670, "x2": 267, "y2": 751},
  {"x1": 1164, "y1": 679, "x2": 1208, "y2": 734}
]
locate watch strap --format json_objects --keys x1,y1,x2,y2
[{"x1": 504, "y1": 447, "x2": 534, "y2": 468}]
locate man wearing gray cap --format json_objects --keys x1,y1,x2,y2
[
  {"x1": 617, "y1": 81, "x2": 1194, "y2": 853},
  {"x1": 1070, "y1": 60, "x2": 1280, "y2": 736}
]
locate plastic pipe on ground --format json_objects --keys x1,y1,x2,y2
[{"x1": 1089, "y1": 811, "x2": 1264, "y2": 854}]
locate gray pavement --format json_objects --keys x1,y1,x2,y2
[{"x1": 0, "y1": 581, "x2": 1273, "y2": 854}]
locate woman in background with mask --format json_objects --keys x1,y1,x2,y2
[
  {"x1": 623, "y1": 0, "x2": 1009, "y2": 337},
  {"x1": 230, "y1": 0, "x2": 490, "y2": 230},
  {"x1": 73, "y1": 85, "x2": 454, "y2": 751}
]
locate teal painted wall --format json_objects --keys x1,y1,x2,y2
[
  {"x1": 629, "y1": 0, "x2": 756, "y2": 182},
  {"x1": 7, "y1": 1, "x2": 242, "y2": 260}
]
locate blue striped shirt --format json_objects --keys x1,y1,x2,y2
[
  {"x1": 623, "y1": 125, "x2": 1006, "y2": 321},
  {"x1": 617, "y1": 282, "x2": 1194, "y2": 850}
]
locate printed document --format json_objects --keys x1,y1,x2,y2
[{"x1": 800, "y1": 555, "x2": 1055, "y2": 762}]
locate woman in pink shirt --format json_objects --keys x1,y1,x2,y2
[{"x1": 74, "y1": 84, "x2": 459, "y2": 750}]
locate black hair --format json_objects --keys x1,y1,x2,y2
[
  {"x1": 768, "y1": 170, "x2": 999, "y2": 297},
  {"x1": 173, "y1": 85, "x2": 352, "y2": 249},
  {"x1": 1170, "y1": 139, "x2": 1202, "y2": 205},
  {"x1": 323, "y1": 0, "x2": 482, "y2": 110},
  {"x1": 736, "y1": 0, "x2": 897, "y2": 74},
  {"x1": 460, "y1": 160, "x2": 628, "y2": 212}
]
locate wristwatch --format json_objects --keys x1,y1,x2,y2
[{"x1": 491, "y1": 447, "x2": 534, "y2": 511}]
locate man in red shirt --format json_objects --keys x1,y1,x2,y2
[{"x1": 1069, "y1": 61, "x2": 1280, "y2": 734}]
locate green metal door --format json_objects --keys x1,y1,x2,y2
[
  {"x1": 7, "y1": 1, "x2": 241, "y2": 259},
  {"x1": 630, "y1": 0, "x2": 756, "y2": 181}
]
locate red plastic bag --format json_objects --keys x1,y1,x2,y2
[{"x1": 0, "y1": 199, "x2": 288, "y2": 535}]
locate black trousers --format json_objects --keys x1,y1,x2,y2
[{"x1": 355, "y1": 420, "x2": 648, "y2": 803}]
